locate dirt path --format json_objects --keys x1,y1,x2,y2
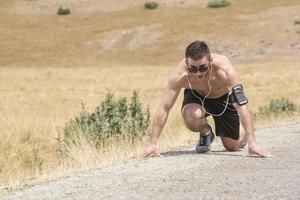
[{"x1": 1, "y1": 123, "x2": 300, "y2": 200}]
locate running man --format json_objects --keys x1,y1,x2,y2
[{"x1": 142, "y1": 40, "x2": 273, "y2": 158}]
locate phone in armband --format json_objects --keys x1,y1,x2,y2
[{"x1": 232, "y1": 84, "x2": 248, "y2": 105}]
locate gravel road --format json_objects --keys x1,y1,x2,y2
[{"x1": 1, "y1": 123, "x2": 299, "y2": 200}]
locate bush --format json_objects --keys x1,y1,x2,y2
[
  {"x1": 207, "y1": 0, "x2": 231, "y2": 8},
  {"x1": 294, "y1": 20, "x2": 300, "y2": 25},
  {"x1": 257, "y1": 98, "x2": 298, "y2": 116},
  {"x1": 58, "y1": 90, "x2": 151, "y2": 155},
  {"x1": 57, "y1": 5, "x2": 71, "y2": 15},
  {"x1": 144, "y1": 2, "x2": 159, "y2": 10}
]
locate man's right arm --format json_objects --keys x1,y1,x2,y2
[{"x1": 142, "y1": 76, "x2": 181, "y2": 158}]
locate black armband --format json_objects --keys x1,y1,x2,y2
[{"x1": 231, "y1": 84, "x2": 248, "y2": 105}]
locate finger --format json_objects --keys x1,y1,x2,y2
[
  {"x1": 141, "y1": 149, "x2": 158, "y2": 158},
  {"x1": 248, "y1": 149, "x2": 267, "y2": 157},
  {"x1": 248, "y1": 149, "x2": 273, "y2": 158},
  {"x1": 152, "y1": 151, "x2": 161, "y2": 157},
  {"x1": 256, "y1": 149, "x2": 267, "y2": 157},
  {"x1": 145, "y1": 150, "x2": 161, "y2": 158},
  {"x1": 262, "y1": 149, "x2": 273, "y2": 158},
  {"x1": 142, "y1": 151, "x2": 153, "y2": 159},
  {"x1": 259, "y1": 149, "x2": 273, "y2": 158},
  {"x1": 260, "y1": 148, "x2": 272, "y2": 156},
  {"x1": 265, "y1": 149, "x2": 273, "y2": 157},
  {"x1": 138, "y1": 153, "x2": 151, "y2": 160},
  {"x1": 137, "y1": 150, "x2": 151, "y2": 160}
]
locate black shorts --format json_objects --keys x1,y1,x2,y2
[{"x1": 182, "y1": 89, "x2": 240, "y2": 140}]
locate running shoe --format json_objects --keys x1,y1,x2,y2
[{"x1": 196, "y1": 131, "x2": 215, "y2": 153}]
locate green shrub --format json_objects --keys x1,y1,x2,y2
[
  {"x1": 57, "y1": 5, "x2": 71, "y2": 15},
  {"x1": 144, "y1": 2, "x2": 159, "y2": 10},
  {"x1": 58, "y1": 90, "x2": 150, "y2": 155},
  {"x1": 257, "y1": 98, "x2": 297, "y2": 116},
  {"x1": 207, "y1": 0, "x2": 231, "y2": 8},
  {"x1": 294, "y1": 20, "x2": 300, "y2": 25}
]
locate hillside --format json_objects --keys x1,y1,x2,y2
[{"x1": 0, "y1": 0, "x2": 300, "y2": 67}]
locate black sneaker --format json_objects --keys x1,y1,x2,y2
[
  {"x1": 239, "y1": 135, "x2": 248, "y2": 149},
  {"x1": 196, "y1": 131, "x2": 215, "y2": 153}
]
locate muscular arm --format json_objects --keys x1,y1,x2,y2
[
  {"x1": 233, "y1": 103, "x2": 256, "y2": 144},
  {"x1": 220, "y1": 56, "x2": 272, "y2": 157},
  {"x1": 220, "y1": 57, "x2": 256, "y2": 143},
  {"x1": 140, "y1": 73, "x2": 182, "y2": 159},
  {"x1": 150, "y1": 76, "x2": 181, "y2": 145}
]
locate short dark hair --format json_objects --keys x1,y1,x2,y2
[{"x1": 185, "y1": 40, "x2": 211, "y2": 60}]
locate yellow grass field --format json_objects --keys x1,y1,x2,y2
[
  {"x1": 0, "y1": 0, "x2": 300, "y2": 192},
  {"x1": 1, "y1": 62, "x2": 299, "y2": 191}
]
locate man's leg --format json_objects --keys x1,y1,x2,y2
[
  {"x1": 220, "y1": 124, "x2": 246, "y2": 151},
  {"x1": 181, "y1": 103, "x2": 210, "y2": 133},
  {"x1": 182, "y1": 103, "x2": 215, "y2": 153}
]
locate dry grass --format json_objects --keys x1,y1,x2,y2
[
  {"x1": 0, "y1": 0, "x2": 300, "y2": 192},
  {"x1": 0, "y1": 65, "x2": 191, "y2": 191},
  {"x1": 1, "y1": 0, "x2": 300, "y2": 67},
  {"x1": 1, "y1": 62, "x2": 300, "y2": 191}
]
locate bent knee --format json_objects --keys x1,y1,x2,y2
[
  {"x1": 221, "y1": 138, "x2": 240, "y2": 151},
  {"x1": 182, "y1": 104, "x2": 206, "y2": 120},
  {"x1": 182, "y1": 114, "x2": 207, "y2": 131},
  {"x1": 182, "y1": 105, "x2": 206, "y2": 129},
  {"x1": 184, "y1": 117, "x2": 206, "y2": 128},
  {"x1": 186, "y1": 122, "x2": 207, "y2": 132},
  {"x1": 224, "y1": 145, "x2": 239, "y2": 152}
]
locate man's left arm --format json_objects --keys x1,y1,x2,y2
[
  {"x1": 221, "y1": 56, "x2": 273, "y2": 158},
  {"x1": 233, "y1": 103, "x2": 273, "y2": 157}
]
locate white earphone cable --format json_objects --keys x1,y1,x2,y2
[{"x1": 186, "y1": 64, "x2": 231, "y2": 117}]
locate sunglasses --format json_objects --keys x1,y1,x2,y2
[{"x1": 186, "y1": 61, "x2": 210, "y2": 74}]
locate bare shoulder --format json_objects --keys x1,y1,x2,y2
[
  {"x1": 212, "y1": 53, "x2": 233, "y2": 70},
  {"x1": 212, "y1": 53, "x2": 240, "y2": 85},
  {"x1": 167, "y1": 58, "x2": 186, "y2": 89}
]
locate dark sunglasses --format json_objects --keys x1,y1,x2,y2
[{"x1": 186, "y1": 61, "x2": 210, "y2": 74}]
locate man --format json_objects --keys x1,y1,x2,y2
[{"x1": 142, "y1": 40, "x2": 273, "y2": 158}]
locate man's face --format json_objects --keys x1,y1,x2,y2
[{"x1": 186, "y1": 56, "x2": 211, "y2": 80}]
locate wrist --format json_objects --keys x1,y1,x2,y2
[
  {"x1": 149, "y1": 141, "x2": 158, "y2": 147},
  {"x1": 248, "y1": 139, "x2": 256, "y2": 147},
  {"x1": 150, "y1": 136, "x2": 159, "y2": 146},
  {"x1": 246, "y1": 133, "x2": 256, "y2": 143}
]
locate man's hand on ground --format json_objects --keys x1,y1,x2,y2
[
  {"x1": 140, "y1": 144, "x2": 160, "y2": 159},
  {"x1": 248, "y1": 143, "x2": 273, "y2": 158}
]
